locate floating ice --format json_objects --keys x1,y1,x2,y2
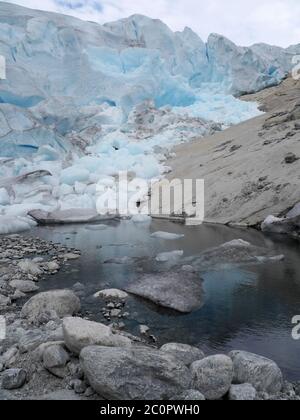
[
  {"x1": 151, "y1": 231, "x2": 185, "y2": 240},
  {"x1": 156, "y1": 250, "x2": 184, "y2": 262}
]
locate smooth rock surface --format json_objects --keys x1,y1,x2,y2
[
  {"x1": 2, "y1": 368, "x2": 27, "y2": 390},
  {"x1": 63, "y1": 317, "x2": 131, "y2": 355},
  {"x1": 10, "y1": 280, "x2": 39, "y2": 293},
  {"x1": 21, "y1": 290, "x2": 81, "y2": 321},
  {"x1": 125, "y1": 271, "x2": 204, "y2": 313},
  {"x1": 43, "y1": 344, "x2": 70, "y2": 378},
  {"x1": 80, "y1": 346, "x2": 191, "y2": 400}
]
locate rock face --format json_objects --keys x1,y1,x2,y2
[
  {"x1": 125, "y1": 271, "x2": 204, "y2": 313},
  {"x1": 2, "y1": 369, "x2": 27, "y2": 390},
  {"x1": 160, "y1": 343, "x2": 205, "y2": 366},
  {"x1": 80, "y1": 346, "x2": 191, "y2": 400},
  {"x1": 21, "y1": 290, "x2": 81, "y2": 321},
  {"x1": 229, "y1": 351, "x2": 283, "y2": 394},
  {"x1": 191, "y1": 355, "x2": 234, "y2": 400},
  {"x1": 229, "y1": 383, "x2": 257, "y2": 401},
  {"x1": 63, "y1": 317, "x2": 131, "y2": 355}
]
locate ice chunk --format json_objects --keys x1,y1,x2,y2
[
  {"x1": 60, "y1": 166, "x2": 90, "y2": 186},
  {"x1": 151, "y1": 231, "x2": 184, "y2": 240},
  {"x1": 0, "y1": 188, "x2": 10, "y2": 205},
  {"x1": 0, "y1": 216, "x2": 37, "y2": 235},
  {"x1": 156, "y1": 250, "x2": 184, "y2": 262},
  {"x1": 131, "y1": 214, "x2": 152, "y2": 223}
]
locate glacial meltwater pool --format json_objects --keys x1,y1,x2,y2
[{"x1": 27, "y1": 220, "x2": 300, "y2": 381}]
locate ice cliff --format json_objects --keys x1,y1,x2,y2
[{"x1": 0, "y1": 2, "x2": 299, "y2": 232}]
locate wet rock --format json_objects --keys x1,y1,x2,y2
[
  {"x1": 2, "y1": 368, "x2": 27, "y2": 390},
  {"x1": 229, "y1": 351, "x2": 283, "y2": 394},
  {"x1": 191, "y1": 355, "x2": 234, "y2": 400},
  {"x1": 125, "y1": 271, "x2": 204, "y2": 313},
  {"x1": 190, "y1": 239, "x2": 284, "y2": 270},
  {"x1": 63, "y1": 317, "x2": 131, "y2": 355},
  {"x1": 21, "y1": 290, "x2": 81, "y2": 322},
  {"x1": 10, "y1": 280, "x2": 39, "y2": 293},
  {"x1": 43, "y1": 344, "x2": 70, "y2": 378},
  {"x1": 229, "y1": 383, "x2": 257, "y2": 400},
  {"x1": 45, "y1": 261, "x2": 60, "y2": 272},
  {"x1": 160, "y1": 343, "x2": 205, "y2": 367},
  {"x1": 80, "y1": 346, "x2": 191, "y2": 400}
]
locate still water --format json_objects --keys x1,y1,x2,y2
[{"x1": 28, "y1": 220, "x2": 300, "y2": 380}]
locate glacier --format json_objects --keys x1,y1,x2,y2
[{"x1": 0, "y1": 2, "x2": 299, "y2": 232}]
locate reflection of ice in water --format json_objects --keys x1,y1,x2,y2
[{"x1": 0, "y1": 316, "x2": 6, "y2": 340}]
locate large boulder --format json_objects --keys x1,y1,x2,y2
[
  {"x1": 21, "y1": 290, "x2": 80, "y2": 321},
  {"x1": 63, "y1": 317, "x2": 131, "y2": 355},
  {"x1": 125, "y1": 271, "x2": 204, "y2": 313},
  {"x1": 80, "y1": 346, "x2": 192, "y2": 400},
  {"x1": 229, "y1": 351, "x2": 283, "y2": 394},
  {"x1": 160, "y1": 343, "x2": 205, "y2": 366},
  {"x1": 191, "y1": 355, "x2": 234, "y2": 400}
]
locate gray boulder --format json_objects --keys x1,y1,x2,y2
[
  {"x1": 10, "y1": 280, "x2": 39, "y2": 293},
  {"x1": 229, "y1": 351, "x2": 283, "y2": 394},
  {"x1": 63, "y1": 317, "x2": 131, "y2": 355},
  {"x1": 0, "y1": 293, "x2": 10, "y2": 308},
  {"x1": 43, "y1": 344, "x2": 70, "y2": 378},
  {"x1": 125, "y1": 271, "x2": 204, "y2": 313},
  {"x1": 21, "y1": 290, "x2": 81, "y2": 321},
  {"x1": 191, "y1": 355, "x2": 233, "y2": 400},
  {"x1": 80, "y1": 346, "x2": 192, "y2": 400},
  {"x1": 229, "y1": 383, "x2": 257, "y2": 400},
  {"x1": 160, "y1": 343, "x2": 205, "y2": 366},
  {"x1": 2, "y1": 368, "x2": 27, "y2": 390}
]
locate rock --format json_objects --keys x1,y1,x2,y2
[
  {"x1": 191, "y1": 355, "x2": 234, "y2": 400},
  {"x1": 110, "y1": 309, "x2": 122, "y2": 317},
  {"x1": 18, "y1": 260, "x2": 42, "y2": 276},
  {"x1": 261, "y1": 214, "x2": 300, "y2": 236},
  {"x1": 69, "y1": 379, "x2": 87, "y2": 394},
  {"x1": 285, "y1": 152, "x2": 299, "y2": 164},
  {"x1": 2, "y1": 368, "x2": 27, "y2": 390},
  {"x1": 29, "y1": 209, "x2": 115, "y2": 225},
  {"x1": 46, "y1": 261, "x2": 60, "y2": 272},
  {"x1": 21, "y1": 290, "x2": 81, "y2": 322},
  {"x1": 63, "y1": 253, "x2": 80, "y2": 261},
  {"x1": 160, "y1": 343, "x2": 205, "y2": 367},
  {"x1": 0, "y1": 347, "x2": 19, "y2": 368},
  {"x1": 93, "y1": 289, "x2": 128, "y2": 300},
  {"x1": 0, "y1": 293, "x2": 10, "y2": 308},
  {"x1": 43, "y1": 344, "x2": 70, "y2": 378},
  {"x1": 11, "y1": 290, "x2": 26, "y2": 301},
  {"x1": 229, "y1": 383, "x2": 257, "y2": 400},
  {"x1": 80, "y1": 346, "x2": 191, "y2": 400},
  {"x1": 139, "y1": 325, "x2": 150, "y2": 335},
  {"x1": 173, "y1": 390, "x2": 206, "y2": 400},
  {"x1": 125, "y1": 271, "x2": 204, "y2": 313},
  {"x1": 10, "y1": 280, "x2": 39, "y2": 293},
  {"x1": 229, "y1": 351, "x2": 283, "y2": 394},
  {"x1": 63, "y1": 317, "x2": 131, "y2": 355},
  {"x1": 19, "y1": 330, "x2": 48, "y2": 353}
]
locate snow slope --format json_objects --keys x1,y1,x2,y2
[{"x1": 0, "y1": 2, "x2": 299, "y2": 232}]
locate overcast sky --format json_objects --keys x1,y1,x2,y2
[{"x1": 4, "y1": 0, "x2": 300, "y2": 47}]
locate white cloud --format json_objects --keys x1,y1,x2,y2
[{"x1": 3, "y1": 0, "x2": 300, "y2": 46}]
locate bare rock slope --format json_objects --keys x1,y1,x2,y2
[{"x1": 166, "y1": 77, "x2": 300, "y2": 226}]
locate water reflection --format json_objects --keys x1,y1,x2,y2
[{"x1": 27, "y1": 220, "x2": 300, "y2": 380}]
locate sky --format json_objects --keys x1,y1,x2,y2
[{"x1": 4, "y1": 0, "x2": 300, "y2": 47}]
